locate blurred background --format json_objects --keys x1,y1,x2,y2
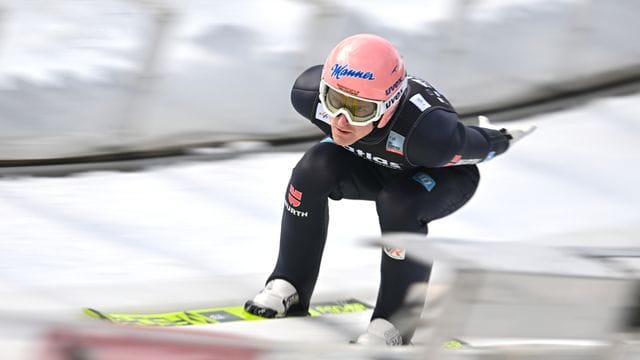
[
  {"x1": 0, "y1": 0, "x2": 639, "y2": 359},
  {"x1": 1, "y1": 0, "x2": 639, "y2": 161}
]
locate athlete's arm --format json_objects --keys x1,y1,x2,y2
[
  {"x1": 290, "y1": 65, "x2": 323, "y2": 122},
  {"x1": 406, "y1": 108, "x2": 510, "y2": 167}
]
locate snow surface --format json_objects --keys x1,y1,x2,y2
[{"x1": 0, "y1": 92, "x2": 639, "y2": 356}]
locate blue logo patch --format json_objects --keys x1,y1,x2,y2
[
  {"x1": 484, "y1": 151, "x2": 496, "y2": 161},
  {"x1": 386, "y1": 131, "x2": 405, "y2": 155},
  {"x1": 330, "y1": 64, "x2": 375, "y2": 80},
  {"x1": 413, "y1": 172, "x2": 436, "y2": 192}
]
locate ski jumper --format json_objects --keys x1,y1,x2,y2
[{"x1": 268, "y1": 65, "x2": 510, "y2": 324}]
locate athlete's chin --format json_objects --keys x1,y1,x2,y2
[{"x1": 331, "y1": 131, "x2": 357, "y2": 146}]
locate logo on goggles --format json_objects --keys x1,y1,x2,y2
[
  {"x1": 337, "y1": 84, "x2": 359, "y2": 96},
  {"x1": 384, "y1": 85, "x2": 405, "y2": 109},
  {"x1": 330, "y1": 64, "x2": 375, "y2": 80},
  {"x1": 385, "y1": 76, "x2": 405, "y2": 96}
]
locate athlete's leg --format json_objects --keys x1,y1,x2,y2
[
  {"x1": 268, "y1": 142, "x2": 361, "y2": 310},
  {"x1": 373, "y1": 165, "x2": 480, "y2": 342}
]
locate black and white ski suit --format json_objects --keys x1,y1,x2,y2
[{"x1": 267, "y1": 65, "x2": 510, "y2": 339}]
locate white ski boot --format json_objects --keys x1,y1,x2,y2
[
  {"x1": 354, "y1": 318, "x2": 403, "y2": 346},
  {"x1": 244, "y1": 279, "x2": 300, "y2": 318}
]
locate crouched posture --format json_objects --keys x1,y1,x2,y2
[{"x1": 244, "y1": 34, "x2": 533, "y2": 345}]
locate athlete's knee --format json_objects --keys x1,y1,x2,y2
[{"x1": 292, "y1": 143, "x2": 350, "y2": 186}]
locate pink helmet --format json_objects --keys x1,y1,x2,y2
[{"x1": 320, "y1": 34, "x2": 407, "y2": 126}]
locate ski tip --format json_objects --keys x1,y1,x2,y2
[
  {"x1": 443, "y1": 338, "x2": 470, "y2": 349},
  {"x1": 83, "y1": 307, "x2": 110, "y2": 321}
]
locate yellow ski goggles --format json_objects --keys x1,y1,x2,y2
[{"x1": 319, "y1": 80, "x2": 403, "y2": 126}]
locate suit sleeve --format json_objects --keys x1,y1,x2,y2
[
  {"x1": 406, "y1": 109, "x2": 510, "y2": 167},
  {"x1": 290, "y1": 65, "x2": 323, "y2": 122}
]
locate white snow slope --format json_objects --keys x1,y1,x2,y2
[{"x1": 0, "y1": 92, "x2": 639, "y2": 357}]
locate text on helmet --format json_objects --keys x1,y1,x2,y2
[{"x1": 330, "y1": 64, "x2": 375, "y2": 80}]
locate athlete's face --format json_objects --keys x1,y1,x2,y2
[{"x1": 330, "y1": 114, "x2": 374, "y2": 146}]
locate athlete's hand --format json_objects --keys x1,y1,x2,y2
[{"x1": 478, "y1": 115, "x2": 537, "y2": 147}]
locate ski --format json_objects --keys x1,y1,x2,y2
[{"x1": 83, "y1": 298, "x2": 372, "y2": 327}]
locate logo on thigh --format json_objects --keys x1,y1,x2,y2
[
  {"x1": 288, "y1": 184, "x2": 303, "y2": 207},
  {"x1": 285, "y1": 184, "x2": 308, "y2": 218}
]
